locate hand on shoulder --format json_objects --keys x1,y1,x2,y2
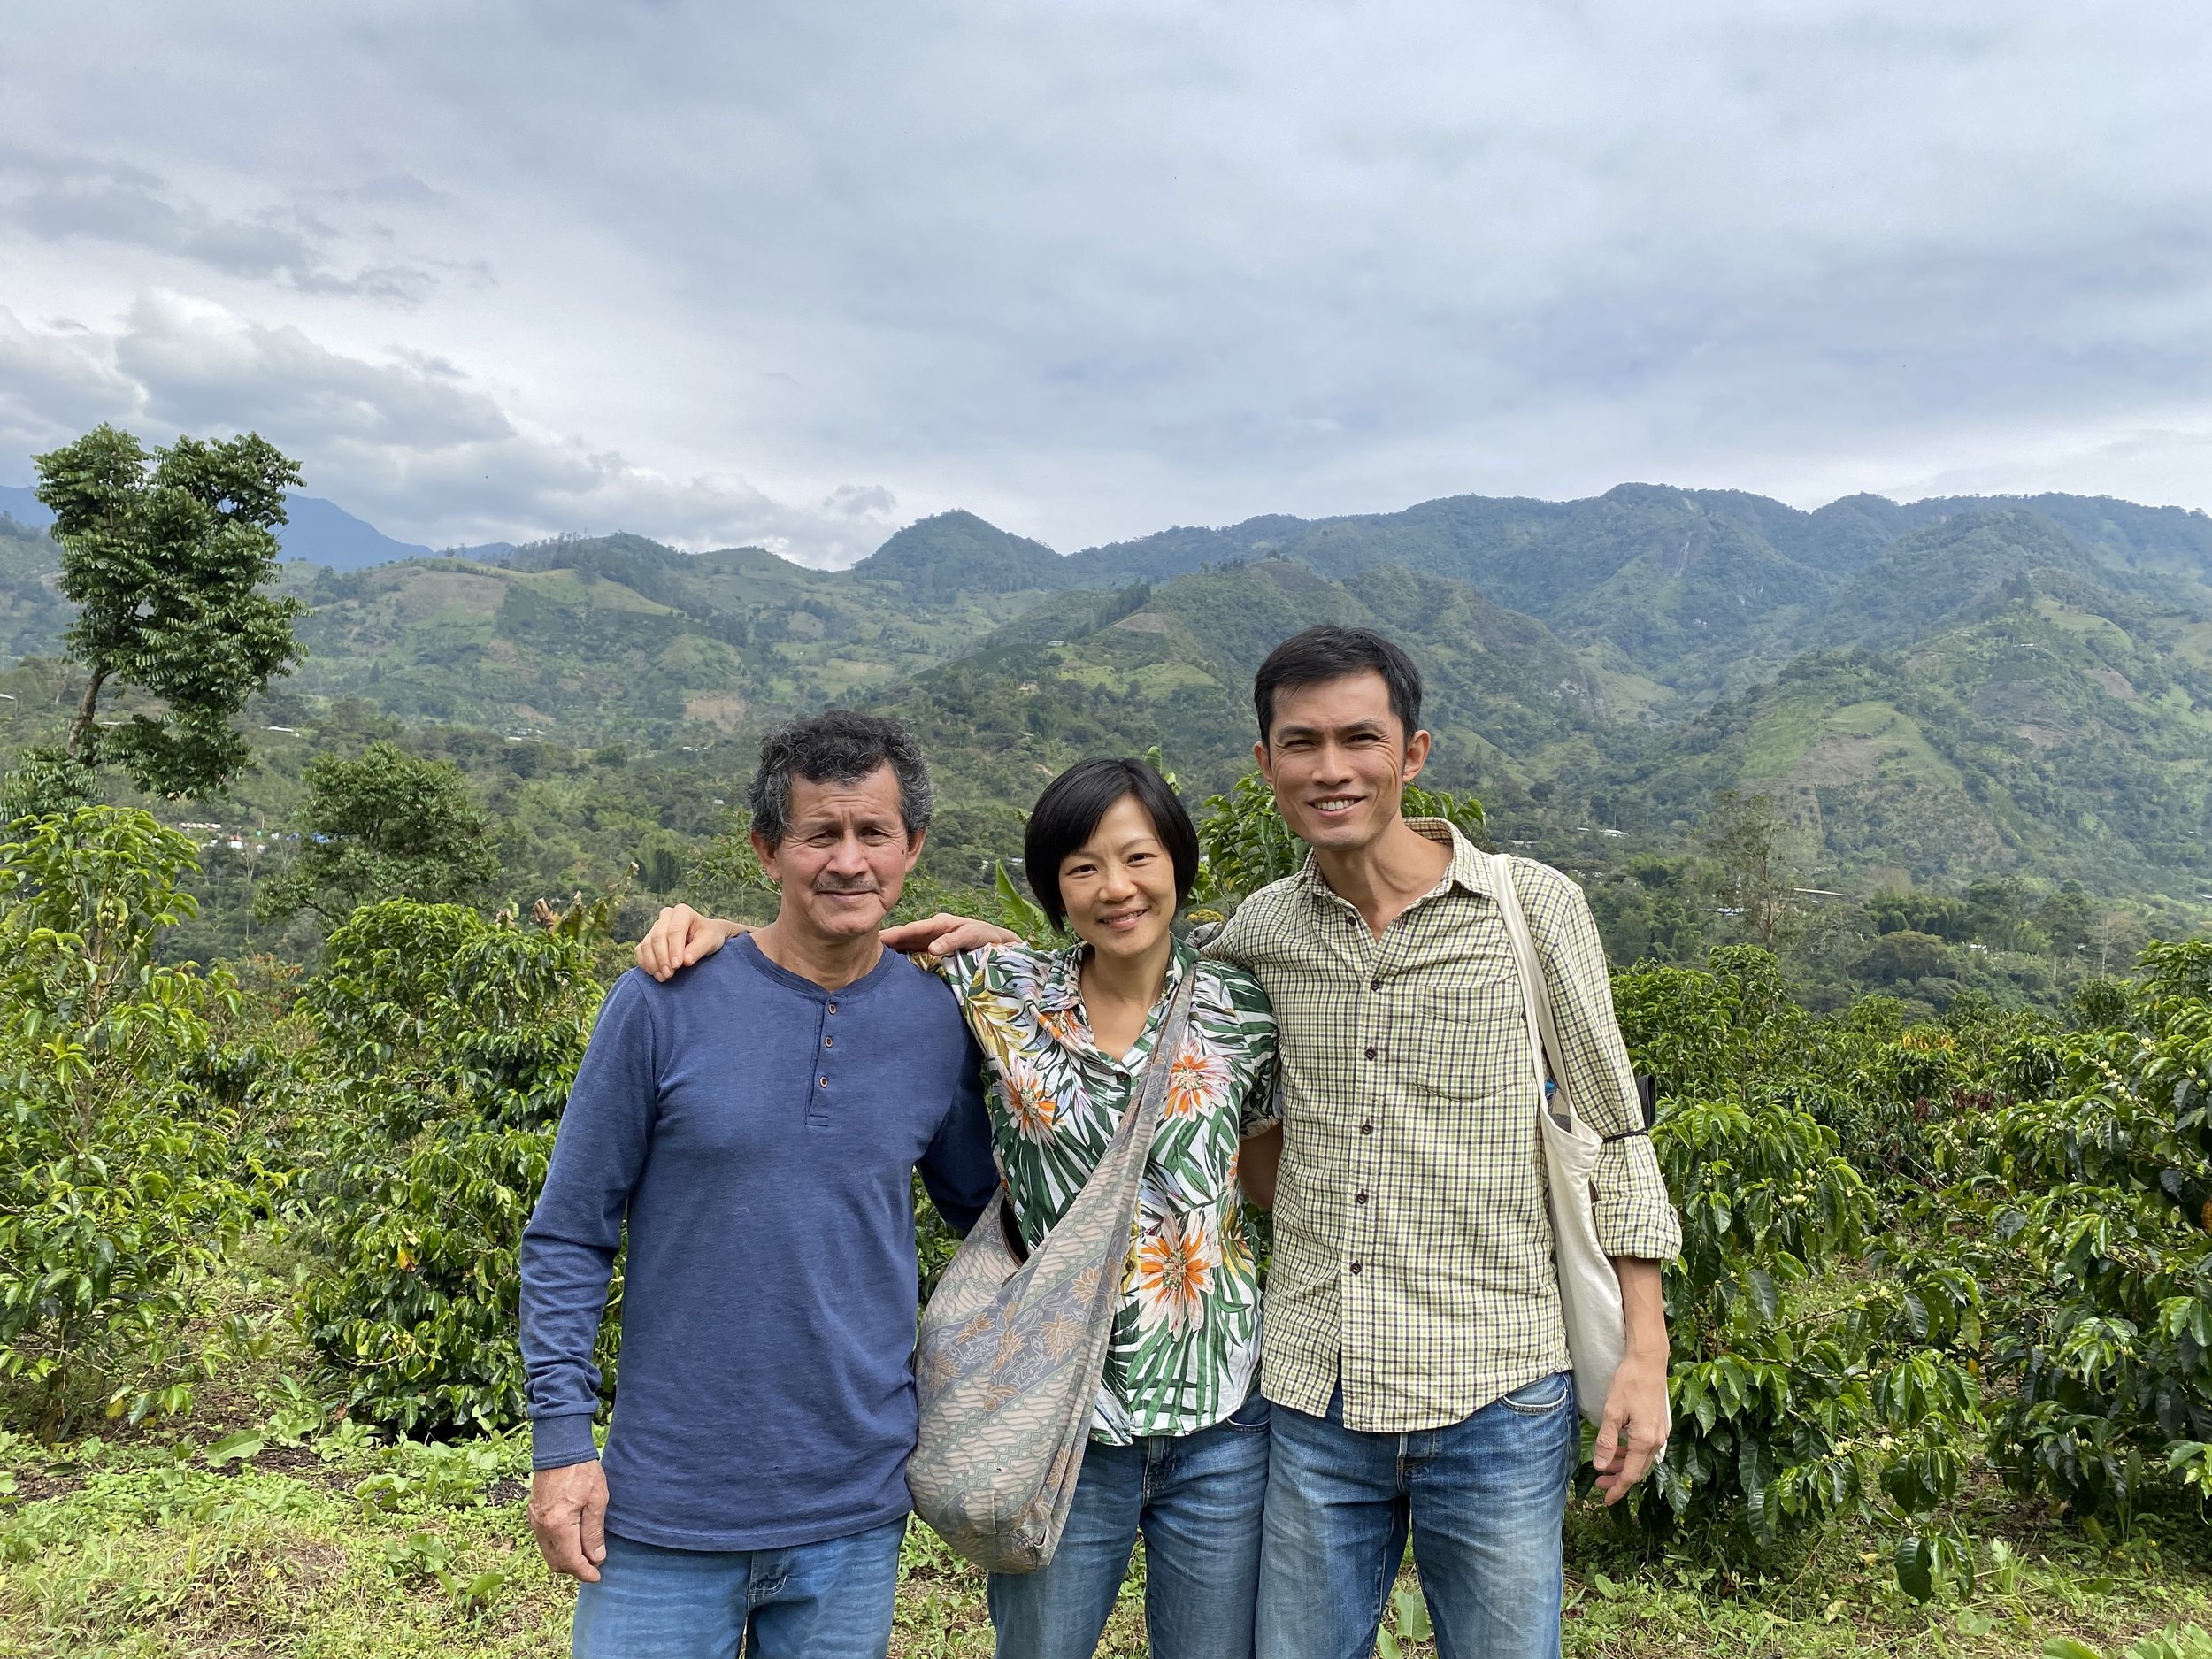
[
  {"x1": 635, "y1": 903, "x2": 749, "y2": 981},
  {"x1": 877, "y1": 912, "x2": 1022, "y2": 956}
]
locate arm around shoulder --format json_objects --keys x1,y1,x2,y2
[{"x1": 918, "y1": 1028, "x2": 1000, "y2": 1236}]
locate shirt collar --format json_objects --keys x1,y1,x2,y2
[{"x1": 1295, "y1": 816, "x2": 1495, "y2": 906}]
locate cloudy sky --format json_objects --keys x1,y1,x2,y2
[{"x1": 2, "y1": 2, "x2": 2207, "y2": 565}]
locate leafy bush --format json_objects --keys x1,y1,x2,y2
[
  {"x1": 1638, "y1": 1088, "x2": 1980, "y2": 1550},
  {"x1": 1616, "y1": 948, "x2": 1983, "y2": 1556},
  {"x1": 297, "y1": 901, "x2": 605, "y2": 1434},
  {"x1": 0, "y1": 809, "x2": 250, "y2": 1432},
  {"x1": 257, "y1": 742, "x2": 501, "y2": 924},
  {"x1": 1980, "y1": 940, "x2": 2212, "y2": 1529}
]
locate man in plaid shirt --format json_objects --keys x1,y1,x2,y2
[{"x1": 1209, "y1": 626, "x2": 1678, "y2": 1659}]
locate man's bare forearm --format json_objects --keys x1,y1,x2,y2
[{"x1": 1613, "y1": 1256, "x2": 1669, "y2": 1363}]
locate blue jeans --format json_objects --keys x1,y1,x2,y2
[
  {"x1": 1256, "y1": 1374, "x2": 1579, "y2": 1659},
  {"x1": 572, "y1": 1517, "x2": 907, "y2": 1659},
  {"x1": 987, "y1": 1390, "x2": 1272, "y2": 1659}
]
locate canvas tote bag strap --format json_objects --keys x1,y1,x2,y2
[
  {"x1": 1054, "y1": 956, "x2": 1203, "y2": 1246},
  {"x1": 1486, "y1": 852, "x2": 1585, "y2": 1131},
  {"x1": 1487, "y1": 851, "x2": 1633, "y2": 1429}
]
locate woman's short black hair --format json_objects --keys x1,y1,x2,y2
[{"x1": 1023, "y1": 757, "x2": 1200, "y2": 931}]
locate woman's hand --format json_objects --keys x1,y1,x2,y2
[
  {"x1": 636, "y1": 903, "x2": 749, "y2": 981},
  {"x1": 877, "y1": 912, "x2": 1021, "y2": 956}
]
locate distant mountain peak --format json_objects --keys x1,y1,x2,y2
[
  {"x1": 851, "y1": 510, "x2": 1067, "y2": 595},
  {"x1": 0, "y1": 483, "x2": 511, "y2": 573}
]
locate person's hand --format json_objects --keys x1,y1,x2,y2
[
  {"x1": 636, "y1": 903, "x2": 749, "y2": 981},
  {"x1": 878, "y1": 912, "x2": 1022, "y2": 956},
  {"x1": 1591, "y1": 1348, "x2": 1671, "y2": 1504},
  {"x1": 529, "y1": 1460, "x2": 610, "y2": 1581}
]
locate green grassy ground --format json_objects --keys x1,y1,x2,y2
[
  {"x1": 3, "y1": 1252, "x2": 2201, "y2": 1659},
  {"x1": 4, "y1": 1419, "x2": 2208, "y2": 1659}
]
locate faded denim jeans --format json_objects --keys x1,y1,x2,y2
[
  {"x1": 1256, "y1": 1374, "x2": 1579, "y2": 1659},
  {"x1": 987, "y1": 1388, "x2": 1272, "y2": 1659},
  {"x1": 572, "y1": 1516, "x2": 906, "y2": 1659}
]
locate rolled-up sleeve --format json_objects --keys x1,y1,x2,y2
[{"x1": 1517, "y1": 864, "x2": 1683, "y2": 1263}]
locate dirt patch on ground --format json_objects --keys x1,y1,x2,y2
[
  {"x1": 239, "y1": 1442, "x2": 360, "y2": 1494},
  {"x1": 683, "y1": 693, "x2": 749, "y2": 731},
  {"x1": 1787, "y1": 733, "x2": 1886, "y2": 787},
  {"x1": 1971, "y1": 677, "x2": 2064, "y2": 724},
  {"x1": 4, "y1": 1441, "x2": 526, "y2": 1507},
  {"x1": 7, "y1": 1466, "x2": 81, "y2": 1503},
  {"x1": 2088, "y1": 666, "x2": 2138, "y2": 699},
  {"x1": 1108, "y1": 611, "x2": 1171, "y2": 634},
  {"x1": 2013, "y1": 723, "x2": 2072, "y2": 750}
]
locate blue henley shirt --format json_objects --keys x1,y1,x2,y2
[{"x1": 519, "y1": 935, "x2": 998, "y2": 1552}]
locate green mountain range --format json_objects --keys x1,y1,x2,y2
[{"x1": 4, "y1": 483, "x2": 2210, "y2": 911}]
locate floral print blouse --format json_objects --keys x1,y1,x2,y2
[{"x1": 941, "y1": 937, "x2": 1280, "y2": 1443}]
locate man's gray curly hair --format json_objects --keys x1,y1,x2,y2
[{"x1": 747, "y1": 709, "x2": 934, "y2": 850}]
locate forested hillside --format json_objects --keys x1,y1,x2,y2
[{"x1": 4, "y1": 480, "x2": 2209, "y2": 981}]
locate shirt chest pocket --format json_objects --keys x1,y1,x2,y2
[{"x1": 1394, "y1": 978, "x2": 1532, "y2": 1105}]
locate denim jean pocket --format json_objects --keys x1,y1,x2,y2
[
  {"x1": 1223, "y1": 1389, "x2": 1273, "y2": 1432},
  {"x1": 1500, "y1": 1373, "x2": 1572, "y2": 1416}
]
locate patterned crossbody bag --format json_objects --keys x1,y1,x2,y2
[{"x1": 906, "y1": 968, "x2": 1199, "y2": 1572}]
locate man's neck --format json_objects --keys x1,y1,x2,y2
[
  {"x1": 749, "y1": 917, "x2": 887, "y2": 991},
  {"x1": 1312, "y1": 816, "x2": 1455, "y2": 938}
]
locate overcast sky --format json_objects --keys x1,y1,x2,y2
[{"x1": 3, "y1": 2, "x2": 2207, "y2": 565}]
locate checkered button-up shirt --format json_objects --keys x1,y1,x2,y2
[{"x1": 1207, "y1": 818, "x2": 1681, "y2": 1433}]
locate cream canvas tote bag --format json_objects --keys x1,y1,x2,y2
[{"x1": 1487, "y1": 852, "x2": 1628, "y2": 1425}]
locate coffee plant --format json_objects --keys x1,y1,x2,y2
[
  {"x1": 297, "y1": 900, "x2": 607, "y2": 1434},
  {"x1": 0, "y1": 808, "x2": 250, "y2": 1432},
  {"x1": 1617, "y1": 949, "x2": 1984, "y2": 1556},
  {"x1": 1980, "y1": 939, "x2": 2212, "y2": 1528}
]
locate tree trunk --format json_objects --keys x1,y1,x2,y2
[{"x1": 66, "y1": 664, "x2": 109, "y2": 763}]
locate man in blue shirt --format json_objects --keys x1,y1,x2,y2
[{"x1": 521, "y1": 710, "x2": 998, "y2": 1659}]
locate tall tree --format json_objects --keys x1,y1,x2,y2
[
  {"x1": 34, "y1": 425, "x2": 306, "y2": 797},
  {"x1": 1700, "y1": 790, "x2": 1802, "y2": 951},
  {"x1": 257, "y1": 741, "x2": 501, "y2": 924}
]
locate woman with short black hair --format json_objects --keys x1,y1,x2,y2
[{"x1": 641, "y1": 756, "x2": 1282, "y2": 1659}]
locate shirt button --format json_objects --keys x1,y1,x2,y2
[
  {"x1": 1348, "y1": 1261, "x2": 1363, "y2": 1275},
  {"x1": 824, "y1": 1035, "x2": 833, "y2": 1048},
  {"x1": 818, "y1": 1076, "x2": 829, "y2": 1087},
  {"x1": 1369, "y1": 979, "x2": 1383, "y2": 993},
  {"x1": 1363, "y1": 1045, "x2": 1377, "y2": 1060},
  {"x1": 1355, "y1": 1192, "x2": 1369, "y2": 1205},
  {"x1": 1360, "y1": 1122, "x2": 1372, "y2": 1135},
  {"x1": 827, "y1": 1002, "x2": 838, "y2": 1015}
]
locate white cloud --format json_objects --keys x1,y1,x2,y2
[
  {"x1": 0, "y1": 296, "x2": 899, "y2": 564},
  {"x1": 117, "y1": 291, "x2": 511, "y2": 449},
  {"x1": 1, "y1": 1, "x2": 2209, "y2": 554},
  {"x1": 0, "y1": 149, "x2": 442, "y2": 303},
  {"x1": 0, "y1": 307, "x2": 142, "y2": 456}
]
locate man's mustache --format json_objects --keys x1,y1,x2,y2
[{"x1": 813, "y1": 877, "x2": 885, "y2": 895}]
